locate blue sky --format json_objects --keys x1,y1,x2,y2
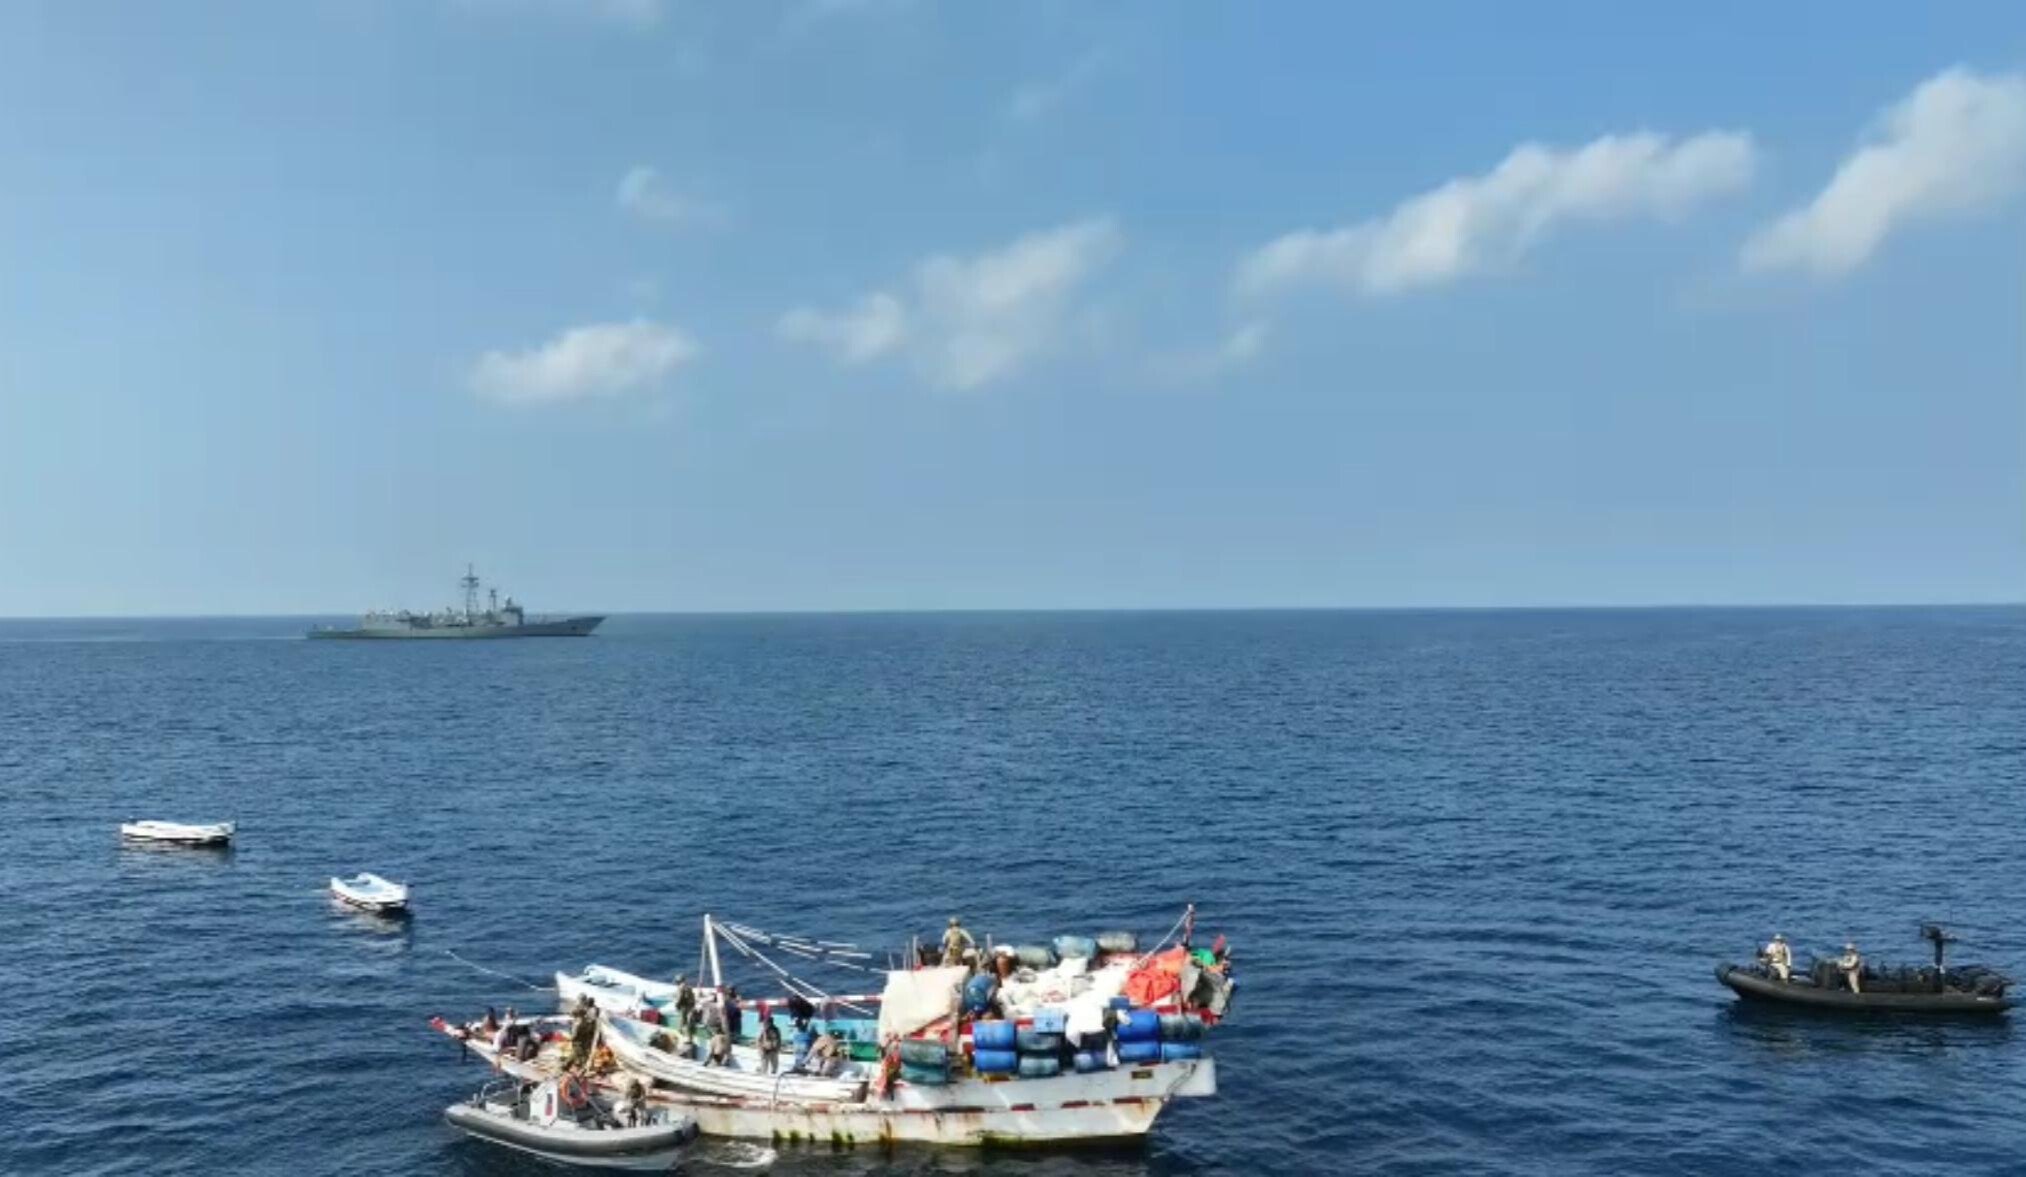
[{"x1": 2, "y1": 1, "x2": 2023, "y2": 614}]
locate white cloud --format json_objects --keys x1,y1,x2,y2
[
  {"x1": 778, "y1": 218, "x2": 1122, "y2": 390},
  {"x1": 1151, "y1": 321, "x2": 1270, "y2": 383},
  {"x1": 1237, "y1": 130, "x2": 1756, "y2": 299},
  {"x1": 450, "y1": 0, "x2": 662, "y2": 27},
  {"x1": 1004, "y1": 52, "x2": 1106, "y2": 126},
  {"x1": 470, "y1": 319, "x2": 698, "y2": 406},
  {"x1": 616, "y1": 166, "x2": 724, "y2": 228},
  {"x1": 1743, "y1": 68, "x2": 2026, "y2": 279},
  {"x1": 777, "y1": 293, "x2": 909, "y2": 364}
]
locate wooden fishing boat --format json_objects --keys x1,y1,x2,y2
[
  {"x1": 433, "y1": 1017, "x2": 1216, "y2": 1147},
  {"x1": 330, "y1": 872, "x2": 409, "y2": 913},
  {"x1": 600, "y1": 1013, "x2": 869, "y2": 1104},
  {"x1": 444, "y1": 1075, "x2": 695, "y2": 1168},
  {"x1": 119, "y1": 820, "x2": 234, "y2": 846}
]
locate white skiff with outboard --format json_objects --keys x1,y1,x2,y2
[
  {"x1": 331, "y1": 872, "x2": 410, "y2": 913},
  {"x1": 120, "y1": 820, "x2": 235, "y2": 847},
  {"x1": 444, "y1": 1075, "x2": 695, "y2": 1168},
  {"x1": 555, "y1": 965, "x2": 682, "y2": 1015}
]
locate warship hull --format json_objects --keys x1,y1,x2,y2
[{"x1": 308, "y1": 616, "x2": 604, "y2": 639}]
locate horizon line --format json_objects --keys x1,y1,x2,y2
[{"x1": 2, "y1": 599, "x2": 2022, "y2": 623}]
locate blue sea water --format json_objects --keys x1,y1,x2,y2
[{"x1": 2, "y1": 608, "x2": 2023, "y2": 1175}]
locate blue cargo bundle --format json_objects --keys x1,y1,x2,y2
[
  {"x1": 1017, "y1": 1055, "x2": 1062, "y2": 1078},
  {"x1": 1031, "y1": 1008, "x2": 1067, "y2": 1033},
  {"x1": 1014, "y1": 944, "x2": 1056, "y2": 969},
  {"x1": 1095, "y1": 930, "x2": 1139, "y2": 954},
  {"x1": 1052, "y1": 934, "x2": 1098, "y2": 960},
  {"x1": 1158, "y1": 1013, "x2": 1205, "y2": 1042},
  {"x1": 1072, "y1": 1050, "x2": 1112, "y2": 1073},
  {"x1": 1116, "y1": 1039, "x2": 1161, "y2": 1064},
  {"x1": 1015, "y1": 1028, "x2": 1064, "y2": 1055},
  {"x1": 963, "y1": 973, "x2": 997, "y2": 1015},
  {"x1": 1160, "y1": 1041, "x2": 1203, "y2": 1062},
  {"x1": 898, "y1": 1039, "x2": 949, "y2": 1068},
  {"x1": 901, "y1": 1062, "x2": 951, "y2": 1085}
]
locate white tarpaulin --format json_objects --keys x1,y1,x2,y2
[{"x1": 877, "y1": 966, "x2": 967, "y2": 1040}]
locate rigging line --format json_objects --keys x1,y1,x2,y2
[
  {"x1": 1142, "y1": 906, "x2": 1193, "y2": 960},
  {"x1": 720, "y1": 924, "x2": 858, "y2": 1005},
  {"x1": 723, "y1": 920, "x2": 863, "y2": 953},
  {"x1": 440, "y1": 948, "x2": 553, "y2": 993}
]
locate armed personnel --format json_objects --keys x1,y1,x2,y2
[{"x1": 1758, "y1": 933, "x2": 1792, "y2": 982}]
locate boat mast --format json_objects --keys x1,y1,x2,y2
[
  {"x1": 703, "y1": 913, "x2": 724, "y2": 989},
  {"x1": 461, "y1": 564, "x2": 481, "y2": 620}
]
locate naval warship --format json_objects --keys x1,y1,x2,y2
[{"x1": 307, "y1": 567, "x2": 604, "y2": 639}]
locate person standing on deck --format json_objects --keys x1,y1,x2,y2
[
  {"x1": 943, "y1": 917, "x2": 975, "y2": 965},
  {"x1": 1759, "y1": 933, "x2": 1793, "y2": 982},
  {"x1": 1838, "y1": 943, "x2": 1864, "y2": 993},
  {"x1": 672, "y1": 975, "x2": 695, "y2": 1025},
  {"x1": 757, "y1": 1017, "x2": 782, "y2": 1074}
]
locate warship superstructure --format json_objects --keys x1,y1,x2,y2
[{"x1": 307, "y1": 567, "x2": 603, "y2": 639}]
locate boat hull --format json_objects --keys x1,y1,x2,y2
[
  {"x1": 308, "y1": 616, "x2": 604, "y2": 639},
  {"x1": 437, "y1": 1019, "x2": 1214, "y2": 1147},
  {"x1": 120, "y1": 821, "x2": 234, "y2": 846},
  {"x1": 331, "y1": 876, "x2": 409, "y2": 912},
  {"x1": 444, "y1": 1103, "x2": 692, "y2": 1161},
  {"x1": 1716, "y1": 963, "x2": 2016, "y2": 1015}
]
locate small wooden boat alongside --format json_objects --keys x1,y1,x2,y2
[
  {"x1": 601, "y1": 1013, "x2": 870, "y2": 1104},
  {"x1": 444, "y1": 1075, "x2": 695, "y2": 1168},
  {"x1": 330, "y1": 872, "x2": 410, "y2": 913},
  {"x1": 119, "y1": 820, "x2": 235, "y2": 847}
]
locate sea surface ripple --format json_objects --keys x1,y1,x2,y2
[{"x1": 1, "y1": 608, "x2": 2022, "y2": 1175}]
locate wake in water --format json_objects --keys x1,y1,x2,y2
[{"x1": 688, "y1": 1141, "x2": 777, "y2": 1169}]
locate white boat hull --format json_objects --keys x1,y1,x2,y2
[
  {"x1": 331, "y1": 873, "x2": 409, "y2": 912},
  {"x1": 120, "y1": 821, "x2": 234, "y2": 846},
  {"x1": 437, "y1": 1018, "x2": 1215, "y2": 1147},
  {"x1": 555, "y1": 967, "x2": 681, "y2": 1015},
  {"x1": 602, "y1": 1015, "x2": 867, "y2": 1103}
]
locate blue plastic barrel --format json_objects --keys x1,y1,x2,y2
[
  {"x1": 1114, "y1": 1010, "x2": 1161, "y2": 1042},
  {"x1": 898, "y1": 1039, "x2": 948, "y2": 1068},
  {"x1": 972, "y1": 1048, "x2": 1018, "y2": 1074},
  {"x1": 1160, "y1": 1041, "x2": 1203, "y2": 1062},
  {"x1": 1072, "y1": 1050, "x2": 1111, "y2": 1073},
  {"x1": 970, "y1": 1021, "x2": 1017, "y2": 1051},
  {"x1": 1017, "y1": 1055, "x2": 1062, "y2": 1078},
  {"x1": 1158, "y1": 1014, "x2": 1204, "y2": 1042},
  {"x1": 1015, "y1": 1029, "x2": 1064, "y2": 1054},
  {"x1": 963, "y1": 973, "x2": 997, "y2": 1014},
  {"x1": 1116, "y1": 1040, "x2": 1161, "y2": 1064}
]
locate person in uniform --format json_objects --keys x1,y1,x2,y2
[
  {"x1": 943, "y1": 917, "x2": 976, "y2": 964},
  {"x1": 1838, "y1": 942, "x2": 1864, "y2": 994},
  {"x1": 1759, "y1": 933, "x2": 1793, "y2": 982},
  {"x1": 568, "y1": 1003, "x2": 600, "y2": 1068}
]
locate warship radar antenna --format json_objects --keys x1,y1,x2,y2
[{"x1": 461, "y1": 564, "x2": 481, "y2": 620}]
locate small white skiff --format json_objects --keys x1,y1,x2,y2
[
  {"x1": 445, "y1": 1075, "x2": 695, "y2": 1169},
  {"x1": 120, "y1": 820, "x2": 234, "y2": 847},
  {"x1": 556, "y1": 965, "x2": 683, "y2": 1015},
  {"x1": 331, "y1": 872, "x2": 409, "y2": 912}
]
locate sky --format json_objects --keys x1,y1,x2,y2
[{"x1": 1, "y1": 1, "x2": 2024, "y2": 615}]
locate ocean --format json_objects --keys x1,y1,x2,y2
[{"x1": 2, "y1": 608, "x2": 2022, "y2": 1175}]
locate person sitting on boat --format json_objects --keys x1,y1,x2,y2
[
  {"x1": 1758, "y1": 933, "x2": 1793, "y2": 982},
  {"x1": 476, "y1": 1007, "x2": 501, "y2": 1037},
  {"x1": 943, "y1": 917, "x2": 976, "y2": 964},
  {"x1": 802, "y1": 1030, "x2": 841, "y2": 1077},
  {"x1": 758, "y1": 1017, "x2": 783, "y2": 1074},
  {"x1": 705, "y1": 1026, "x2": 732, "y2": 1068}
]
